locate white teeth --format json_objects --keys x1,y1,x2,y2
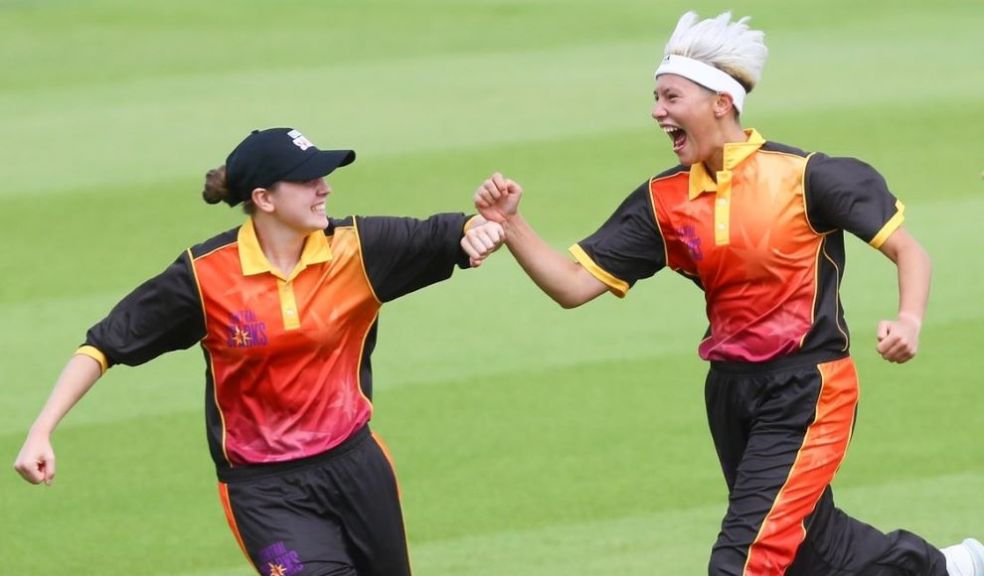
[{"x1": 662, "y1": 126, "x2": 681, "y2": 134}]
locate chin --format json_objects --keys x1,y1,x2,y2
[
  {"x1": 675, "y1": 152, "x2": 696, "y2": 167},
  {"x1": 296, "y1": 220, "x2": 326, "y2": 234}
]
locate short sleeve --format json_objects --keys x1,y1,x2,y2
[
  {"x1": 84, "y1": 251, "x2": 206, "y2": 369},
  {"x1": 804, "y1": 153, "x2": 905, "y2": 248},
  {"x1": 570, "y1": 181, "x2": 666, "y2": 297},
  {"x1": 356, "y1": 213, "x2": 471, "y2": 302}
]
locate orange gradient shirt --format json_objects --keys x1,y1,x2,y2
[
  {"x1": 78, "y1": 213, "x2": 472, "y2": 477},
  {"x1": 572, "y1": 130, "x2": 904, "y2": 363}
]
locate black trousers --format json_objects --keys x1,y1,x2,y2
[
  {"x1": 218, "y1": 427, "x2": 411, "y2": 576},
  {"x1": 704, "y1": 355, "x2": 947, "y2": 576}
]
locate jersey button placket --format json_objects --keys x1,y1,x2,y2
[
  {"x1": 714, "y1": 171, "x2": 732, "y2": 246},
  {"x1": 278, "y1": 279, "x2": 301, "y2": 330}
]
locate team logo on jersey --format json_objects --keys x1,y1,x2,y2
[
  {"x1": 259, "y1": 541, "x2": 304, "y2": 576},
  {"x1": 227, "y1": 309, "x2": 269, "y2": 348},
  {"x1": 679, "y1": 225, "x2": 704, "y2": 261}
]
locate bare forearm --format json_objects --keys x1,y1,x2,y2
[
  {"x1": 14, "y1": 354, "x2": 102, "y2": 484},
  {"x1": 895, "y1": 239, "x2": 932, "y2": 324},
  {"x1": 30, "y1": 354, "x2": 103, "y2": 435},
  {"x1": 473, "y1": 172, "x2": 606, "y2": 307},
  {"x1": 880, "y1": 228, "x2": 932, "y2": 324},
  {"x1": 873, "y1": 227, "x2": 931, "y2": 363},
  {"x1": 504, "y1": 214, "x2": 606, "y2": 308}
]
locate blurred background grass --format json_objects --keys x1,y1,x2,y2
[{"x1": 1, "y1": 1, "x2": 981, "y2": 574}]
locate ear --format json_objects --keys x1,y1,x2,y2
[
  {"x1": 250, "y1": 187, "x2": 276, "y2": 213},
  {"x1": 712, "y1": 92, "x2": 735, "y2": 119}
]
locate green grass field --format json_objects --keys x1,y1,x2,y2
[{"x1": 1, "y1": 1, "x2": 982, "y2": 574}]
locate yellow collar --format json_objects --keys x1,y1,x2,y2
[
  {"x1": 238, "y1": 217, "x2": 332, "y2": 280},
  {"x1": 688, "y1": 129, "x2": 765, "y2": 200}
]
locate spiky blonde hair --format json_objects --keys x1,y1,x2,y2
[{"x1": 663, "y1": 11, "x2": 768, "y2": 92}]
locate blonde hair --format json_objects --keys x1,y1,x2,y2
[{"x1": 663, "y1": 11, "x2": 768, "y2": 92}]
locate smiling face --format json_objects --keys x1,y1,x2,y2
[
  {"x1": 265, "y1": 177, "x2": 331, "y2": 233},
  {"x1": 652, "y1": 74, "x2": 726, "y2": 167}
]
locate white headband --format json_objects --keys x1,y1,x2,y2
[{"x1": 654, "y1": 54, "x2": 747, "y2": 113}]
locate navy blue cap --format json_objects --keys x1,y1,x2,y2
[{"x1": 224, "y1": 127, "x2": 355, "y2": 206}]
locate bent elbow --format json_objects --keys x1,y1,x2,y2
[
  {"x1": 552, "y1": 289, "x2": 594, "y2": 309},
  {"x1": 556, "y1": 297, "x2": 583, "y2": 310}
]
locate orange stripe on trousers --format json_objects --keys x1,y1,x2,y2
[
  {"x1": 370, "y1": 430, "x2": 414, "y2": 572},
  {"x1": 371, "y1": 430, "x2": 403, "y2": 499},
  {"x1": 217, "y1": 482, "x2": 255, "y2": 569},
  {"x1": 743, "y1": 357, "x2": 859, "y2": 575}
]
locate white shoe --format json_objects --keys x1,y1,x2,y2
[
  {"x1": 943, "y1": 539, "x2": 984, "y2": 576},
  {"x1": 968, "y1": 539, "x2": 984, "y2": 575}
]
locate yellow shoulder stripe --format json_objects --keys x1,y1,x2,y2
[{"x1": 569, "y1": 244, "x2": 629, "y2": 298}]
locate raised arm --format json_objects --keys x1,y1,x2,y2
[
  {"x1": 875, "y1": 226, "x2": 932, "y2": 363},
  {"x1": 474, "y1": 173, "x2": 607, "y2": 308}
]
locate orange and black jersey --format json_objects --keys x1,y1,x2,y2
[
  {"x1": 78, "y1": 213, "x2": 473, "y2": 479},
  {"x1": 571, "y1": 129, "x2": 904, "y2": 363}
]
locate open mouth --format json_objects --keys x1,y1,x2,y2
[{"x1": 662, "y1": 125, "x2": 687, "y2": 153}]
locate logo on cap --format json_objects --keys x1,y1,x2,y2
[{"x1": 287, "y1": 129, "x2": 314, "y2": 151}]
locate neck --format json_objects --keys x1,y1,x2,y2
[
  {"x1": 252, "y1": 215, "x2": 308, "y2": 277},
  {"x1": 703, "y1": 122, "x2": 748, "y2": 175}
]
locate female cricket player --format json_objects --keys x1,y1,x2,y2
[
  {"x1": 14, "y1": 126, "x2": 505, "y2": 576},
  {"x1": 472, "y1": 11, "x2": 983, "y2": 576}
]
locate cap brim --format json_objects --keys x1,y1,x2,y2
[{"x1": 281, "y1": 149, "x2": 356, "y2": 182}]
